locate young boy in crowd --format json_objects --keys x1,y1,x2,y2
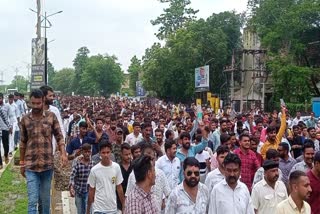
[{"x1": 69, "y1": 143, "x2": 94, "y2": 214}]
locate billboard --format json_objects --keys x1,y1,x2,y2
[
  {"x1": 31, "y1": 38, "x2": 46, "y2": 89},
  {"x1": 32, "y1": 38, "x2": 45, "y2": 65},
  {"x1": 31, "y1": 65, "x2": 45, "y2": 89},
  {"x1": 195, "y1": 65, "x2": 209, "y2": 88},
  {"x1": 136, "y1": 81, "x2": 146, "y2": 97}
]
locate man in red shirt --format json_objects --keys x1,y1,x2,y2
[
  {"x1": 234, "y1": 133, "x2": 260, "y2": 191},
  {"x1": 307, "y1": 151, "x2": 320, "y2": 214}
]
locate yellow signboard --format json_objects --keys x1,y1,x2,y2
[
  {"x1": 34, "y1": 75, "x2": 43, "y2": 82},
  {"x1": 196, "y1": 98, "x2": 201, "y2": 106}
]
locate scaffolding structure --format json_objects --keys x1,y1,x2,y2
[{"x1": 223, "y1": 29, "x2": 268, "y2": 112}]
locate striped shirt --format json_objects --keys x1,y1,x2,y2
[
  {"x1": 125, "y1": 185, "x2": 159, "y2": 214},
  {"x1": 19, "y1": 111, "x2": 65, "y2": 172},
  {"x1": 0, "y1": 103, "x2": 12, "y2": 131},
  {"x1": 69, "y1": 159, "x2": 94, "y2": 194}
]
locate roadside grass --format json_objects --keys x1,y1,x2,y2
[{"x1": 0, "y1": 150, "x2": 28, "y2": 214}]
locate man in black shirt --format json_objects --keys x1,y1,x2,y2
[
  {"x1": 289, "y1": 125, "x2": 304, "y2": 158},
  {"x1": 117, "y1": 143, "x2": 132, "y2": 211}
]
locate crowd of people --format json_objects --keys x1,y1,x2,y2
[{"x1": 1, "y1": 85, "x2": 320, "y2": 214}]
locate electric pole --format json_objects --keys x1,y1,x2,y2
[
  {"x1": 15, "y1": 68, "x2": 19, "y2": 90},
  {"x1": 36, "y1": 0, "x2": 41, "y2": 39}
]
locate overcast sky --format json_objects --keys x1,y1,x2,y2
[{"x1": 0, "y1": 0, "x2": 247, "y2": 84}]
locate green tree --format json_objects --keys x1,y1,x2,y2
[
  {"x1": 51, "y1": 68, "x2": 75, "y2": 95},
  {"x1": 80, "y1": 54, "x2": 123, "y2": 97},
  {"x1": 127, "y1": 56, "x2": 142, "y2": 94},
  {"x1": 247, "y1": 0, "x2": 320, "y2": 102},
  {"x1": 73, "y1": 47, "x2": 90, "y2": 94},
  {"x1": 7, "y1": 75, "x2": 28, "y2": 93},
  {"x1": 47, "y1": 60, "x2": 55, "y2": 85},
  {"x1": 151, "y1": 0, "x2": 198, "y2": 40},
  {"x1": 142, "y1": 11, "x2": 243, "y2": 102}
]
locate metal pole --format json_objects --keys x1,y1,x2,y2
[
  {"x1": 262, "y1": 82, "x2": 265, "y2": 110},
  {"x1": 45, "y1": 12, "x2": 48, "y2": 85},
  {"x1": 36, "y1": 0, "x2": 41, "y2": 39},
  {"x1": 240, "y1": 52, "x2": 244, "y2": 112},
  {"x1": 230, "y1": 50, "x2": 235, "y2": 107}
]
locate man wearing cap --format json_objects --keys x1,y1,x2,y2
[
  {"x1": 307, "y1": 151, "x2": 320, "y2": 214},
  {"x1": 112, "y1": 127, "x2": 124, "y2": 164},
  {"x1": 251, "y1": 160, "x2": 288, "y2": 214},
  {"x1": 253, "y1": 149, "x2": 283, "y2": 185}
]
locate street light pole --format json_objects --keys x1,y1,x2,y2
[
  {"x1": 42, "y1": 10, "x2": 63, "y2": 85},
  {"x1": 30, "y1": 9, "x2": 62, "y2": 85}
]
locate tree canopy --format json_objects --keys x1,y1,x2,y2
[
  {"x1": 247, "y1": 0, "x2": 320, "y2": 103},
  {"x1": 127, "y1": 56, "x2": 142, "y2": 94},
  {"x1": 151, "y1": 0, "x2": 199, "y2": 40},
  {"x1": 142, "y1": 11, "x2": 244, "y2": 102},
  {"x1": 51, "y1": 47, "x2": 124, "y2": 97}
]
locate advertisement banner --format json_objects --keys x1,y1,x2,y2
[
  {"x1": 31, "y1": 64, "x2": 45, "y2": 89},
  {"x1": 31, "y1": 38, "x2": 46, "y2": 89},
  {"x1": 32, "y1": 38, "x2": 45, "y2": 65},
  {"x1": 136, "y1": 81, "x2": 145, "y2": 97},
  {"x1": 195, "y1": 65, "x2": 209, "y2": 88}
]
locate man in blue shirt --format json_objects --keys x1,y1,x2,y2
[
  {"x1": 176, "y1": 128, "x2": 208, "y2": 182},
  {"x1": 67, "y1": 121, "x2": 95, "y2": 160}
]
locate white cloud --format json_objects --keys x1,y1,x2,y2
[{"x1": 0, "y1": 0, "x2": 248, "y2": 85}]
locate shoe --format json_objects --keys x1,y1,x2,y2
[
  {"x1": 9, "y1": 152, "x2": 12, "y2": 157},
  {"x1": 4, "y1": 157, "x2": 9, "y2": 164}
]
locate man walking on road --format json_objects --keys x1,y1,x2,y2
[
  {"x1": 208, "y1": 153, "x2": 254, "y2": 214},
  {"x1": 165, "y1": 157, "x2": 209, "y2": 214},
  {"x1": 0, "y1": 92, "x2": 13, "y2": 169},
  {"x1": 19, "y1": 89, "x2": 68, "y2": 214}
]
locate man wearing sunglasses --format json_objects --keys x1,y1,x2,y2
[{"x1": 165, "y1": 157, "x2": 209, "y2": 214}]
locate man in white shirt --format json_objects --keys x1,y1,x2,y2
[
  {"x1": 7, "y1": 94, "x2": 20, "y2": 155},
  {"x1": 40, "y1": 85, "x2": 66, "y2": 154},
  {"x1": 156, "y1": 139, "x2": 181, "y2": 189},
  {"x1": 251, "y1": 160, "x2": 288, "y2": 214},
  {"x1": 125, "y1": 122, "x2": 142, "y2": 145},
  {"x1": 253, "y1": 149, "x2": 283, "y2": 185},
  {"x1": 205, "y1": 145, "x2": 229, "y2": 194},
  {"x1": 87, "y1": 141, "x2": 125, "y2": 214},
  {"x1": 165, "y1": 157, "x2": 209, "y2": 214},
  {"x1": 14, "y1": 92, "x2": 25, "y2": 117},
  {"x1": 291, "y1": 111, "x2": 303, "y2": 127},
  {"x1": 194, "y1": 135, "x2": 210, "y2": 183},
  {"x1": 208, "y1": 153, "x2": 254, "y2": 214}
]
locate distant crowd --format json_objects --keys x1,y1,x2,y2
[{"x1": 1, "y1": 86, "x2": 319, "y2": 214}]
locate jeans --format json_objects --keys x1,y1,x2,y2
[
  {"x1": 75, "y1": 192, "x2": 88, "y2": 214},
  {"x1": 25, "y1": 169, "x2": 53, "y2": 214},
  {"x1": 0, "y1": 130, "x2": 9, "y2": 165},
  {"x1": 14, "y1": 130, "x2": 20, "y2": 147}
]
